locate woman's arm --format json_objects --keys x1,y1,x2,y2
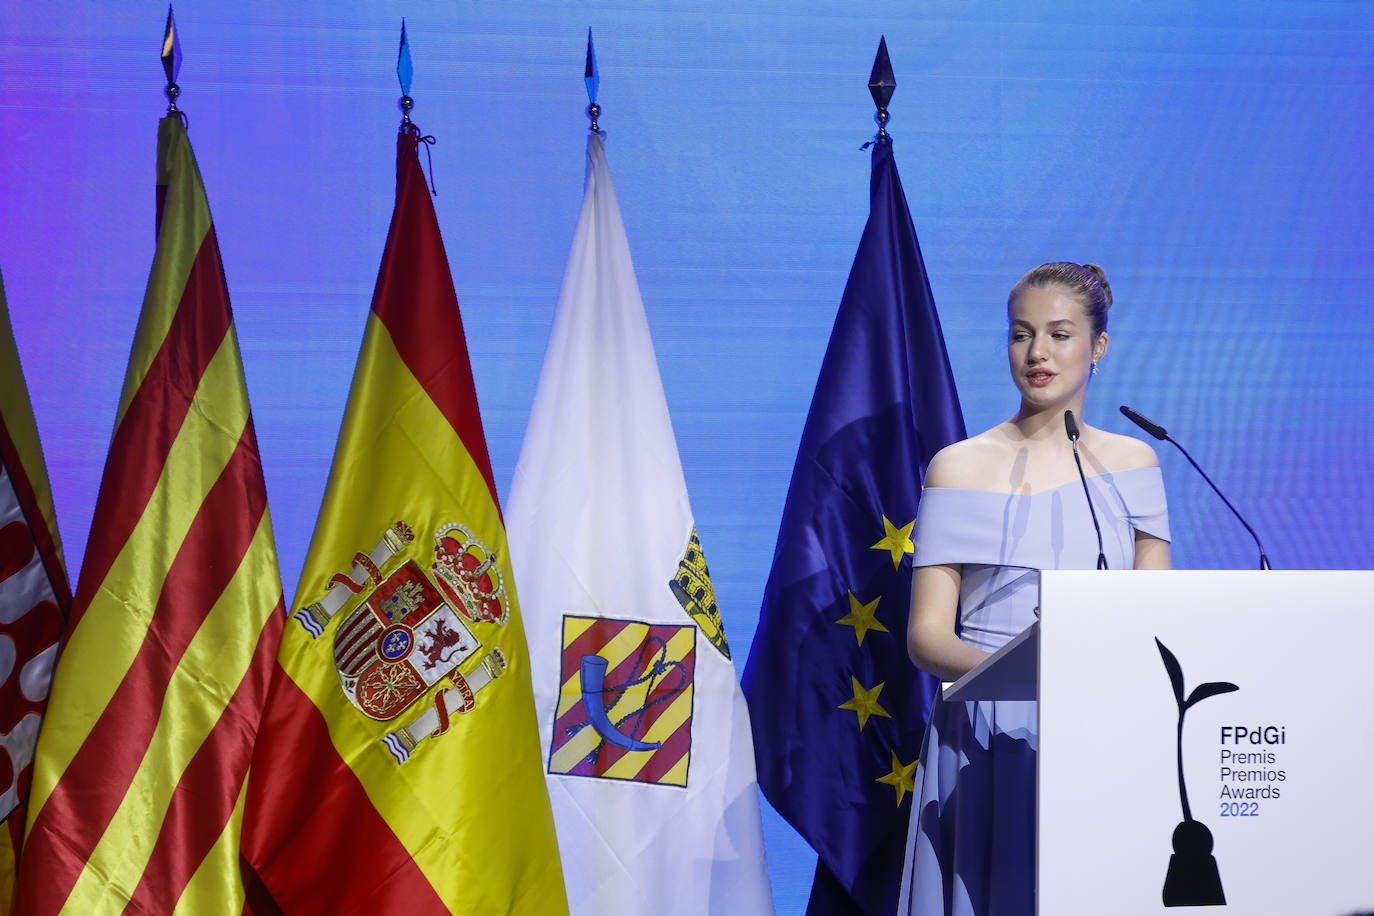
[
  {"x1": 1133, "y1": 530, "x2": 1171, "y2": 570},
  {"x1": 907, "y1": 562, "x2": 990, "y2": 681}
]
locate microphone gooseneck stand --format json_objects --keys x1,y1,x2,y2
[
  {"x1": 1119, "y1": 405, "x2": 1272, "y2": 570},
  {"x1": 1064, "y1": 409, "x2": 1109, "y2": 570}
]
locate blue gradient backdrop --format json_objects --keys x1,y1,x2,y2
[{"x1": 2, "y1": 4, "x2": 1371, "y2": 912}]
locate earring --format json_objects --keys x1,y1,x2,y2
[{"x1": 1090, "y1": 361, "x2": 1099, "y2": 377}]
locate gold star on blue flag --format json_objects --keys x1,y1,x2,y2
[
  {"x1": 877, "y1": 751, "x2": 919, "y2": 806},
  {"x1": 835, "y1": 592, "x2": 888, "y2": 646},
  {"x1": 838, "y1": 677, "x2": 892, "y2": 731},
  {"x1": 871, "y1": 515, "x2": 915, "y2": 569}
]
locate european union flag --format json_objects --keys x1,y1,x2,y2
[{"x1": 742, "y1": 137, "x2": 966, "y2": 914}]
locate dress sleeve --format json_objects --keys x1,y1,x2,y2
[
  {"x1": 911, "y1": 487, "x2": 1005, "y2": 568},
  {"x1": 1119, "y1": 465, "x2": 1171, "y2": 542}
]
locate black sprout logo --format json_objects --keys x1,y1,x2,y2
[{"x1": 1156, "y1": 637, "x2": 1238, "y2": 908}]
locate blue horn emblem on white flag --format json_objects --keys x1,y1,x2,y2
[{"x1": 579, "y1": 655, "x2": 662, "y2": 752}]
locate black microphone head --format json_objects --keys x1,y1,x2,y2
[
  {"x1": 1119, "y1": 405, "x2": 1168, "y2": 440},
  {"x1": 1063, "y1": 409, "x2": 1080, "y2": 442}
]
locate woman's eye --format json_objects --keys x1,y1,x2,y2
[{"x1": 1052, "y1": 332, "x2": 1070, "y2": 340}]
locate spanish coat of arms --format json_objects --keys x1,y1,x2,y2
[{"x1": 293, "y1": 519, "x2": 512, "y2": 763}]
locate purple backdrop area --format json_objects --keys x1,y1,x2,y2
[{"x1": 3, "y1": 3, "x2": 1372, "y2": 912}]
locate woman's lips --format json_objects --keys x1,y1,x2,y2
[{"x1": 1026, "y1": 370, "x2": 1055, "y2": 387}]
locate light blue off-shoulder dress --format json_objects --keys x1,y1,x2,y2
[{"x1": 897, "y1": 466, "x2": 1169, "y2": 916}]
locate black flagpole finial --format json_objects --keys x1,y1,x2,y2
[
  {"x1": 162, "y1": 5, "x2": 182, "y2": 114},
  {"x1": 585, "y1": 29, "x2": 601, "y2": 132},
  {"x1": 398, "y1": 19, "x2": 415, "y2": 126},
  {"x1": 868, "y1": 35, "x2": 896, "y2": 144}
]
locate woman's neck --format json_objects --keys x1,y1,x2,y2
[{"x1": 1010, "y1": 401, "x2": 1089, "y2": 442}]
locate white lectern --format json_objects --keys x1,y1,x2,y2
[{"x1": 944, "y1": 570, "x2": 1374, "y2": 915}]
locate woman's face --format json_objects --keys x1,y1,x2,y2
[{"x1": 1007, "y1": 284, "x2": 1106, "y2": 411}]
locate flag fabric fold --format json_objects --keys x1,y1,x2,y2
[
  {"x1": 241, "y1": 123, "x2": 567, "y2": 916},
  {"x1": 0, "y1": 268, "x2": 71, "y2": 911},
  {"x1": 505, "y1": 130, "x2": 773, "y2": 916},
  {"x1": 742, "y1": 138, "x2": 966, "y2": 915},
  {"x1": 15, "y1": 115, "x2": 285, "y2": 914}
]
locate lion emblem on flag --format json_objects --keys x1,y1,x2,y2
[{"x1": 333, "y1": 559, "x2": 481, "y2": 720}]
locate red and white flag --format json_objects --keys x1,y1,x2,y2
[{"x1": 0, "y1": 267, "x2": 70, "y2": 908}]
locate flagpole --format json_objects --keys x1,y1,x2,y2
[
  {"x1": 394, "y1": 21, "x2": 437, "y2": 194},
  {"x1": 161, "y1": 5, "x2": 181, "y2": 115},
  {"x1": 584, "y1": 29, "x2": 600, "y2": 132},
  {"x1": 869, "y1": 35, "x2": 895, "y2": 144},
  {"x1": 397, "y1": 18, "x2": 414, "y2": 128}
]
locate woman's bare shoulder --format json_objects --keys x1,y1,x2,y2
[
  {"x1": 1091, "y1": 428, "x2": 1161, "y2": 471},
  {"x1": 924, "y1": 427, "x2": 1013, "y2": 489}
]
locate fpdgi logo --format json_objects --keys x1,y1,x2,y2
[{"x1": 1156, "y1": 637, "x2": 1238, "y2": 908}]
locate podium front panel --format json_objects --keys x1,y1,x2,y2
[{"x1": 1037, "y1": 570, "x2": 1374, "y2": 915}]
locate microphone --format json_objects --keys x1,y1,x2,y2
[
  {"x1": 1119, "y1": 405, "x2": 1271, "y2": 570},
  {"x1": 1064, "y1": 410, "x2": 1108, "y2": 570}
]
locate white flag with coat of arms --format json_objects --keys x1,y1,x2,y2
[{"x1": 505, "y1": 129, "x2": 773, "y2": 916}]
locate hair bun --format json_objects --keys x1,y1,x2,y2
[
  {"x1": 1081, "y1": 263, "x2": 1112, "y2": 308},
  {"x1": 1008, "y1": 261, "x2": 1113, "y2": 335}
]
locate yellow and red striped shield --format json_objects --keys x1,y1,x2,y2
[{"x1": 549, "y1": 615, "x2": 697, "y2": 787}]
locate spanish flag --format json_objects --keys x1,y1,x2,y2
[
  {"x1": 0, "y1": 268, "x2": 71, "y2": 911},
  {"x1": 15, "y1": 116, "x2": 286, "y2": 913},
  {"x1": 240, "y1": 124, "x2": 567, "y2": 915}
]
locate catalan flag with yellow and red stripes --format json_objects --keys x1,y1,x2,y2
[
  {"x1": 15, "y1": 115, "x2": 286, "y2": 914},
  {"x1": 239, "y1": 123, "x2": 567, "y2": 915},
  {"x1": 0, "y1": 268, "x2": 72, "y2": 911}
]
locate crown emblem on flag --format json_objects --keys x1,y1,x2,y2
[
  {"x1": 669, "y1": 527, "x2": 730, "y2": 660},
  {"x1": 431, "y1": 522, "x2": 508, "y2": 625}
]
